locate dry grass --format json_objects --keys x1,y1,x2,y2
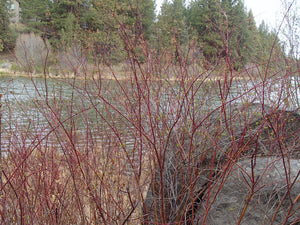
[{"x1": 1, "y1": 138, "x2": 153, "y2": 224}]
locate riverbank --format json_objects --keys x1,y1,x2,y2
[
  {"x1": 0, "y1": 52, "x2": 262, "y2": 82},
  {"x1": 0, "y1": 65, "x2": 256, "y2": 83}
]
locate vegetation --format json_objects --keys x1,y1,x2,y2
[
  {"x1": 15, "y1": 32, "x2": 51, "y2": 73},
  {"x1": 0, "y1": 0, "x2": 15, "y2": 51},
  {"x1": 0, "y1": 0, "x2": 299, "y2": 224},
  {"x1": 0, "y1": 0, "x2": 286, "y2": 69}
]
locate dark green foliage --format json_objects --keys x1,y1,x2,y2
[
  {"x1": 18, "y1": 0, "x2": 53, "y2": 36},
  {"x1": 187, "y1": 0, "x2": 253, "y2": 68},
  {"x1": 16, "y1": 0, "x2": 155, "y2": 62},
  {"x1": 154, "y1": 0, "x2": 189, "y2": 63},
  {"x1": 1, "y1": 0, "x2": 286, "y2": 68},
  {"x1": 138, "y1": 0, "x2": 156, "y2": 40},
  {"x1": 256, "y1": 21, "x2": 283, "y2": 65},
  {"x1": 188, "y1": 0, "x2": 223, "y2": 62},
  {"x1": 158, "y1": 0, "x2": 187, "y2": 39},
  {"x1": 185, "y1": 0, "x2": 286, "y2": 69},
  {"x1": 221, "y1": 0, "x2": 249, "y2": 68},
  {"x1": 87, "y1": 0, "x2": 155, "y2": 62},
  {"x1": 244, "y1": 10, "x2": 260, "y2": 59},
  {"x1": 0, "y1": 0, "x2": 15, "y2": 51}
]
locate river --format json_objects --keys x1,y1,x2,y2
[
  {"x1": 0, "y1": 74, "x2": 299, "y2": 155},
  {"x1": 0, "y1": 76, "x2": 127, "y2": 154}
]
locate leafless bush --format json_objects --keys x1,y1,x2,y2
[
  {"x1": 0, "y1": 2, "x2": 299, "y2": 225},
  {"x1": 15, "y1": 32, "x2": 51, "y2": 73}
]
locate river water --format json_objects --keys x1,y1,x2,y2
[
  {"x1": 0, "y1": 76, "x2": 119, "y2": 153},
  {"x1": 0, "y1": 75, "x2": 299, "y2": 155}
]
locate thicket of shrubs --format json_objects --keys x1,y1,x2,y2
[{"x1": 0, "y1": 0, "x2": 299, "y2": 224}]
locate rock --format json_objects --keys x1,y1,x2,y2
[
  {"x1": 143, "y1": 105, "x2": 300, "y2": 224},
  {"x1": 243, "y1": 109, "x2": 300, "y2": 158},
  {"x1": 1, "y1": 62, "x2": 12, "y2": 69},
  {"x1": 196, "y1": 158, "x2": 300, "y2": 225}
]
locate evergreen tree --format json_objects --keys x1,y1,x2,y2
[
  {"x1": 0, "y1": 0, "x2": 16, "y2": 51},
  {"x1": 83, "y1": 0, "x2": 127, "y2": 62},
  {"x1": 137, "y1": 0, "x2": 156, "y2": 40},
  {"x1": 158, "y1": 0, "x2": 187, "y2": 31},
  {"x1": 220, "y1": 0, "x2": 249, "y2": 69},
  {"x1": 50, "y1": 0, "x2": 89, "y2": 45},
  {"x1": 188, "y1": 0, "x2": 260, "y2": 69},
  {"x1": 257, "y1": 20, "x2": 282, "y2": 65},
  {"x1": 244, "y1": 10, "x2": 260, "y2": 62},
  {"x1": 188, "y1": 0, "x2": 223, "y2": 63},
  {"x1": 0, "y1": 0, "x2": 9, "y2": 51},
  {"x1": 156, "y1": 0, "x2": 188, "y2": 59},
  {"x1": 18, "y1": 0, "x2": 53, "y2": 35},
  {"x1": 10, "y1": 0, "x2": 284, "y2": 68}
]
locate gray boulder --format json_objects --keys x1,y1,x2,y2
[
  {"x1": 142, "y1": 105, "x2": 300, "y2": 224},
  {"x1": 196, "y1": 158, "x2": 300, "y2": 224}
]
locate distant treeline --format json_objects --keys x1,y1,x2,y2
[{"x1": 1, "y1": 0, "x2": 284, "y2": 69}]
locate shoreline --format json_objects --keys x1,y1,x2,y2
[{"x1": 0, "y1": 67, "x2": 254, "y2": 82}]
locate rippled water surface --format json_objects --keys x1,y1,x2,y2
[{"x1": 0, "y1": 75, "x2": 299, "y2": 154}]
